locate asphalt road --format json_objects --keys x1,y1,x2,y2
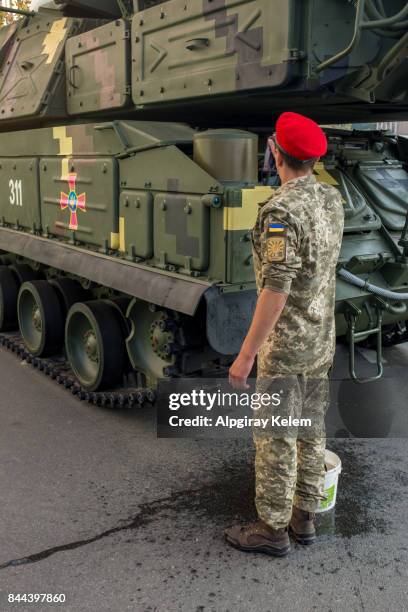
[{"x1": 0, "y1": 345, "x2": 408, "y2": 612}]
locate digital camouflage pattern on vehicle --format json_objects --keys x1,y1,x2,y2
[
  {"x1": 0, "y1": 0, "x2": 406, "y2": 395},
  {"x1": 1, "y1": 0, "x2": 408, "y2": 129}
]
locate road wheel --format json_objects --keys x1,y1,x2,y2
[
  {"x1": 10, "y1": 263, "x2": 42, "y2": 283},
  {"x1": 49, "y1": 278, "x2": 90, "y2": 315},
  {"x1": 65, "y1": 301, "x2": 126, "y2": 392},
  {"x1": 17, "y1": 280, "x2": 64, "y2": 357},
  {"x1": 126, "y1": 299, "x2": 178, "y2": 387}
]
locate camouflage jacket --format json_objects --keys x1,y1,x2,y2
[{"x1": 252, "y1": 174, "x2": 344, "y2": 376}]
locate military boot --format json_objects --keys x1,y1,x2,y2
[
  {"x1": 289, "y1": 506, "x2": 316, "y2": 545},
  {"x1": 224, "y1": 520, "x2": 290, "y2": 557}
]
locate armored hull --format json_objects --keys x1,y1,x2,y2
[{"x1": 0, "y1": 0, "x2": 407, "y2": 395}]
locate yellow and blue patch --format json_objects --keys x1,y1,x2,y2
[
  {"x1": 268, "y1": 223, "x2": 286, "y2": 233},
  {"x1": 266, "y1": 224, "x2": 287, "y2": 263}
]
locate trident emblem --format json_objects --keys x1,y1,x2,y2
[{"x1": 60, "y1": 174, "x2": 86, "y2": 231}]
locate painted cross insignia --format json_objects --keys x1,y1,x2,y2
[{"x1": 60, "y1": 174, "x2": 86, "y2": 230}]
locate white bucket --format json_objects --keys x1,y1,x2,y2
[{"x1": 316, "y1": 449, "x2": 342, "y2": 513}]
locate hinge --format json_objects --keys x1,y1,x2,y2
[
  {"x1": 287, "y1": 48, "x2": 306, "y2": 61},
  {"x1": 55, "y1": 59, "x2": 64, "y2": 76},
  {"x1": 40, "y1": 91, "x2": 50, "y2": 107}
]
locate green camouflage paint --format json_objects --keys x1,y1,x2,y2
[{"x1": 0, "y1": 0, "x2": 406, "y2": 376}]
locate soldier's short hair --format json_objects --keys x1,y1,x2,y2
[{"x1": 281, "y1": 152, "x2": 317, "y2": 172}]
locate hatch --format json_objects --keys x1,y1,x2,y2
[
  {"x1": 66, "y1": 19, "x2": 131, "y2": 115},
  {"x1": 40, "y1": 156, "x2": 119, "y2": 250},
  {"x1": 154, "y1": 192, "x2": 210, "y2": 272},
  {"x1": 0, "y1": 14, "x2": 77, "y2": 122},
  {"x1": 131, "y1": 0, "x2": 296, "y2": 106},
  {"x1": 352, "y1": 164, "x2": 408, "y2": 231},
  {"x1": 0, "y1": 157, "x2": 41, "y2": 232},
  {"x1": 313, "y1": 163, "x2": 381, "y2": 234}
]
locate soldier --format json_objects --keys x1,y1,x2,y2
[{"x1": 225, "y1": 112, "x2": 344, "y2": 556}]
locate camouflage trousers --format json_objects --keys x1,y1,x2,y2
[{"x1": 253, "y1": 368, "x2": 330, "y2": 529}]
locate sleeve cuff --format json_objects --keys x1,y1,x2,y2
[{"x1": 262, "y1": 277, "x2": 292, "y2": 294}]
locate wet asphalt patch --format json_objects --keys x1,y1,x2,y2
[{"x1": 0, "y1": 439, "x2": 393, "y2": 572}]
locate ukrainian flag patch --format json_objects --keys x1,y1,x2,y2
[{"x1": 268, "y1": 223, "x2": 286, "y2": 233}]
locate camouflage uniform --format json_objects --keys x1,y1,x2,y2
[{"x1": 252, "y1": 174, "x2": 344, "y2": 529}]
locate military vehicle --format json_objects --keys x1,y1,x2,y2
[{"x1": 0, "y1": 0, "x2": 407, "y2": 403}]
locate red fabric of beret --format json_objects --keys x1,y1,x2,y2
[{"x1": 275, "y1": 112, "x2": 328, "y2": 161}]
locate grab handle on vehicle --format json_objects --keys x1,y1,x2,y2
[
  {"x1": 68, "y1": 65, "x2": 80, "y2": 90},
  {"x1": 185, "y1": 38, "x2": 210, "y2": 51},
  {"x1": 344, "y1": 301, "x2": 384, "y2": 384}
]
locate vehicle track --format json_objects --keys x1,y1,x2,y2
[{"x1": 0, "y1": 331, "x2": 156, "y2": 408}]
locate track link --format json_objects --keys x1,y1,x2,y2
[{"x1": 0, "y1": 332, "x2": 156, "y2": 408}]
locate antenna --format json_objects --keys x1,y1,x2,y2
[{"x1": 0, "y1": 4, "x2": 35, "y2": 17}]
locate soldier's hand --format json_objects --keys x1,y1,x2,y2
[{"x1": 229, "y1": 353, "x2": 254, "y2": 390}]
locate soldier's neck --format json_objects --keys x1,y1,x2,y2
[{"x1": 279, "y1": 169, "x2": 313, "y2": 185}]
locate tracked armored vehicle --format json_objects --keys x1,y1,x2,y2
[{"x1": 0, "y1": 0, "x2": 407, "y2": 401}]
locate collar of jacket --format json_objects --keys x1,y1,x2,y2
[{"x1": 278, "y1": 174, "x2": 317, "y2": 193}]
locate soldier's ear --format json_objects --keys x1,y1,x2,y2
[
  {"x1": 269, "y1": 139, "x2": 279, "y2": 163},
  {"x1": 275, "y1": 149, "x2": 284, "y2": 168}
]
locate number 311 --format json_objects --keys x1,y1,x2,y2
[{"x1": 9, "y1": 179, "x2": 23, "y2": 207}]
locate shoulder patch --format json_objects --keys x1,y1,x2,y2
[
  {"x1": 267, "y1": 235, "x2": 286, "y2": 262},
  {"x1": 268, "y1": 223, "x2": 286, "y2": 233},
  {"x1": 267, "y1": 225, "x2": 287, "y2": 262}
]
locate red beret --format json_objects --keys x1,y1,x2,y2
[{"x1": 275, "y1": 112, "x2": 327, "y2": 161}]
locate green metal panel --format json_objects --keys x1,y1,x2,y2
[
  {"x1": 338, "y1": 232, "x2": 396, "y2": 268},
  {"x1": 0, "y1": 121, "x2": 194, "y2": 158},
  {"x1": 119, "y1": 190, "x2": 153, "y2": 259},
  {"x1": 131, "y1": 0, "x2": 296, "y2": 106},
  {"x1": 352, "y1": 164, "x2": 408, "y2": 231},
  {"x1": 226, "y1": 229, "x2": 253, "y2": 284},
  {"x1": 336, "y1": 229, "x2": 408, "y2": 337},
  {"x1": 310, "y1": 0, "x2": 380, "y2": 73},
  {"x1": 314, "y1": 166, "x2": 381, "y2": 234},
  {"x1": 56, "y1": 0, "x2": 123, "y2": 18},
  {"x1": 223, "y1": 188, "x2": 256, "y2": 285},
  {"x1": 0, "y1": 15, "x2": 75, "y2": 122},
  {"x1": 206, "y1": 206, "x2": 227, "y2": 283},
  {"x1": 0, "y1": 20, "x2": 19, "y2": 66},
  {"x1": 119, "y1": 145, "x2": 221, "y2": 195},
  {"x1": 0, "y1": 1, "x2": 407, "y2": 131},
  {"x1": 66, "y1": 19, "x2": 131, "y2": 115},
  {"x1": 40, "y1": 157, "x2": 119, "y2": 250},
  {"x1": 154, "y1": 192, "x2": 209, "y2": 271},
  {"x1": 0, "y1": 158, "x2": 41, "y2": 231}
]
